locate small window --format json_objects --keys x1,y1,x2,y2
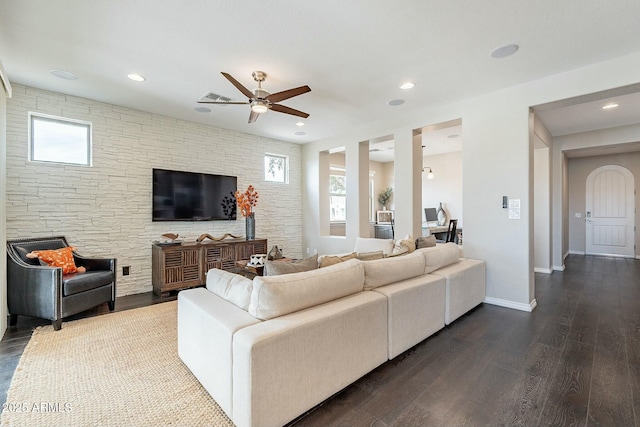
[
  {"x1": 29, "y1": 113, "x2": 92, "y2": 166},
  {"x1": 329, "y1": 174, "x2": 346, "y2": 222},
  {"x1": 264, "y1": 153, "x2": 289, "y2": 183}
]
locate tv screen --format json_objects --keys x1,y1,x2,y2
[{"x1": 152, "y1": 169, "x2": 237, "y2": 221}]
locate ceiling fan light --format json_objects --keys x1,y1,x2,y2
[{"x1": 251, "y1": 100, "x2": 268, "y2": 114}]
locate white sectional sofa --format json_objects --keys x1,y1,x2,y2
[{"x1": 178, "y1": 243, "x2": 485, "y2": 427}]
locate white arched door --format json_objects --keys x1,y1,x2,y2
[{"x1": 585, "y1": 165, "x2": 635, "y2": 257}]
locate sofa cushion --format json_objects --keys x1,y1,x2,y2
[
  {"x1": 363, "y1": 250, "x2": 425, "y2": 290},
  {"x1": 415, "y1": 235, "x2": 437, "y2": 249},
  {"x1": 206, "y1": 268, "x2": 253, "y2": 310},
  {"x1": 419, "y1": 242, "x2": 461, "y2": 274},
  {"x1": 356, "y1": 250, "x2": 384, "y2": 261},
  {"x1": 62, "y1": 271, "x2": 114, "y2": 296},
  {"x1": 318, "y1": 252, "x2": 357, "y2": 268},
  {"x1": 265, "y1": 254, "x2": 318, "y2": 276},
  {"x1": 353, "y1": 237, "x2": 394, "y2": 255},
  {"x1": 249, "y1": 259, "x2": 365, "y2": 320}
]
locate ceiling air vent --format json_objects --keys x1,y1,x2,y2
[{"x1": 199, "y1": 92, "x2": 232, "y2": 104}]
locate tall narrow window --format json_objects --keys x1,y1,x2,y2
[
  {"x1": 29, "y1": 113, "x2": 92, "y2": 166},
  {"x1": 329, "y1": 174, "x2": 346, "y2": 221},
  {"x1": 264, "y1": 153, "x2": 289, "y2": 183}
]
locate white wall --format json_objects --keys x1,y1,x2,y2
[
  {"x1": 534, "y1": 146, "x2": 551, "y2": 272},
  {"x1": 303, "y1": 51, "x2": 640, "y2": 312},
  {"x1": 5, "y1": 85, "x2": 303, "y2": 296},
  {"x1": 0, "y1": 59, "x2": 11, "y2": 337},
  {"x1": 533, "y1": 116, "x2": 553, "y2": 273},
  {"x1": 422, "y1": 151, "x2": 463, "y2": 227},
  {"x1": 567, "y1": 152, "x2": 640, "y2": 257}
]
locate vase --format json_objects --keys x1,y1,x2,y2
[
  {"x1": 245, "y1": 213, "x2": 255, "y2": 240},
  {"x1": 436, "y1": 202, "x2": 447, "y2": 226}
]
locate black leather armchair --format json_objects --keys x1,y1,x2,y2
[{"x1": 6, "y1": 236, "x2": 116, "y2": 330}]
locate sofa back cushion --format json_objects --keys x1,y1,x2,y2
[
  {"x1": 420, "y1": 243, "x2": 461, "y2": 274},
  {"x1": 249, "y1": 259, "x2": 364, "y2": 320},
  {"x1": 206, "y1": 268, "x2": 253, "y2": 310},
  {"x1": 265, "y1": 254, "x2": 318, "y2": 276},
  {"x1": 318, "y1": 252, "x2": 357, "y2": 268},
  {"x1": 363, "y1": 250, "x2": 425, "y2": 290},
  {"x1": 353, "y1": 237, "x2": 394, "y2": 255}
]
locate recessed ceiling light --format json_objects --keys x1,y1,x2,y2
[
  {"x1": 294, "y1": 131, "x2": 306, "y2": 136},
  {"x1": 127, "y1": 73, "x2": 146, "y2": 82},
  {"x1": 602, "y1": 103, "x2": 619, "y2": 110},
  {"x1": 296, "y1": 121, "x2": 305, "y2": 127},
  {"x1": 447, "y1": 134, "x2": 459, "y2": 139},
  {"x1": 490, "y1": 44, "x2": 519, "y2": 58},
  {"x1": 194, "y1": 107, "x2": 211, "y2": 113},
  {"x1": 400, "y1": 82, "x2": 415, "y2": 90},
  {"x1": 387, "y1": 99, "x2": 405, "y2": 106},
  {"x1": 50, "y1": 69, "x2": 78, "y2": 80}
]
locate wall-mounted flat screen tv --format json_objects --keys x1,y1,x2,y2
[{"x1": 152, "y1": 168, "x2": 237, "y2": 221}]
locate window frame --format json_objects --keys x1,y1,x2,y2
[
  {"x1": 264, "y1": 153, "x2": 289, "y2": 183},
  {"x1": 28, "y1": 112, "x2": 93, "y2": 167},
  {"x1": 329, "y1": 172, "x2": 346, "y2": 222}
]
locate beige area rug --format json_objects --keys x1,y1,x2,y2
[{"x1": 1, "y1": 301, "x2": 234, "y2": 427}]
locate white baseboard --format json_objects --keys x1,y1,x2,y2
[
  {"x1": 553, "y1": 264, "x2": 565, "y2": 271},
  {"x1": 569, "y1": 250, "x2": 585, "y2": 255},
  {"x1": 534, "y1": 267, "x2": 553, "y2": 274},
  {"x1": 483, "y1": 297, "x2": 537, "y2": 312}
]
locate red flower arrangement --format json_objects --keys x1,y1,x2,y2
[{"x1": 235, "y1": 185, "x2": 259, "y2": 217}]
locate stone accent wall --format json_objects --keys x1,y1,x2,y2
[{"x1": 5, "y1": 85, "x2": 302, "y2": 296}]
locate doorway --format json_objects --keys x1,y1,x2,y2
[{"x1": 585, "y1": 165, "x2": 635, "y2": 257}]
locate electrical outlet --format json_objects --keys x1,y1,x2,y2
[{"x1": 122, "y1": 266, "x2": 130, "y2": 276}]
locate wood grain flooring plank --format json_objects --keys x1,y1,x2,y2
[
  {"x1": 442, "y1": 364, "x2": 520, "y2": 427},
  {"x1": 408, "y1": 339, "x2": 496, "y2": 425},
  {"x1": 538, "y1": 340, "x2": 594, "y2": 427},
  {"x1": 567, "y1": 302, "x2": 600, "y2": 345},
  {"x1": 627, "y1": 363, "x2": 640, "y2": 427},
  {"x1": 586, "y1": 347, "x2": 635, "y2": 427},
  {"x1": 496, "y1": 343, "x2": 564, "y2": 427}
]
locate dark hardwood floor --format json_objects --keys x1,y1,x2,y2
[
  {"x1": 2, "y1": 255, "x2": 639, "y2": 426},
  {"x1": 287, "y1": 255, "x2": 640, "y2": 427}
]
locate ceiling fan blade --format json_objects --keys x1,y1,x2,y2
[
  {"x1": 197, "y1": 100, "x2": 249, "y2": 104},
  {"x1": 221, "y1": 72, "x2": 254, "y2": 99},
  {"x1": 270, "y1": 103, "x2": 310, "y2": 118},
  {"x1": 248, "y1": 110, "x2": 260, "y2": 123},
  {"x1": 266, "y1": 85, "x2": 311, "y2": 103}
]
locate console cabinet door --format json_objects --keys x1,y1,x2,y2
[
  {"x1": 152, "y1": 246, "x2": 202, "y2": 295},
  {"x1": 236, "y1": 240, "x2": 268, "y2": 260},
  {"x1": 204, "y1": 244, "x2": 236, "y2": 272}
]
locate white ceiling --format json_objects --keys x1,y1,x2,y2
[{"x1": 2, "y1": 0, "x2": 640, "y2": 144}]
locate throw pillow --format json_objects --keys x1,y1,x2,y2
[
  {"x1": 27, "y1": 247, "x2": 86, "y2": 274},
  {"x1": 392, "y1": 234, "x2": 416, "y2": 255},
  {"x1": 265, "y1": 254, "x2": 319, "y2": 276},
  {"x1": 356, "y1": 250, "x2": 384, "y2": 261},
  {"x1": 416, "y1": 235, "x2": 437, "y2": 249},
  {"x1": 387, "y1": 245, "x2": 409, "y2": 257},
  {"x1": 319, "y1": 252, "x2": 357, "y2": 268}
]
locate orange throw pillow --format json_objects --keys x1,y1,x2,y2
[{"x1": 27, "y1": 247, "x2": 85, "y2": 274}]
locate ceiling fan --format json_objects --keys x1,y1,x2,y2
[{"x1": 198, "y1": 71, "x2": 311, "y2": 123}]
